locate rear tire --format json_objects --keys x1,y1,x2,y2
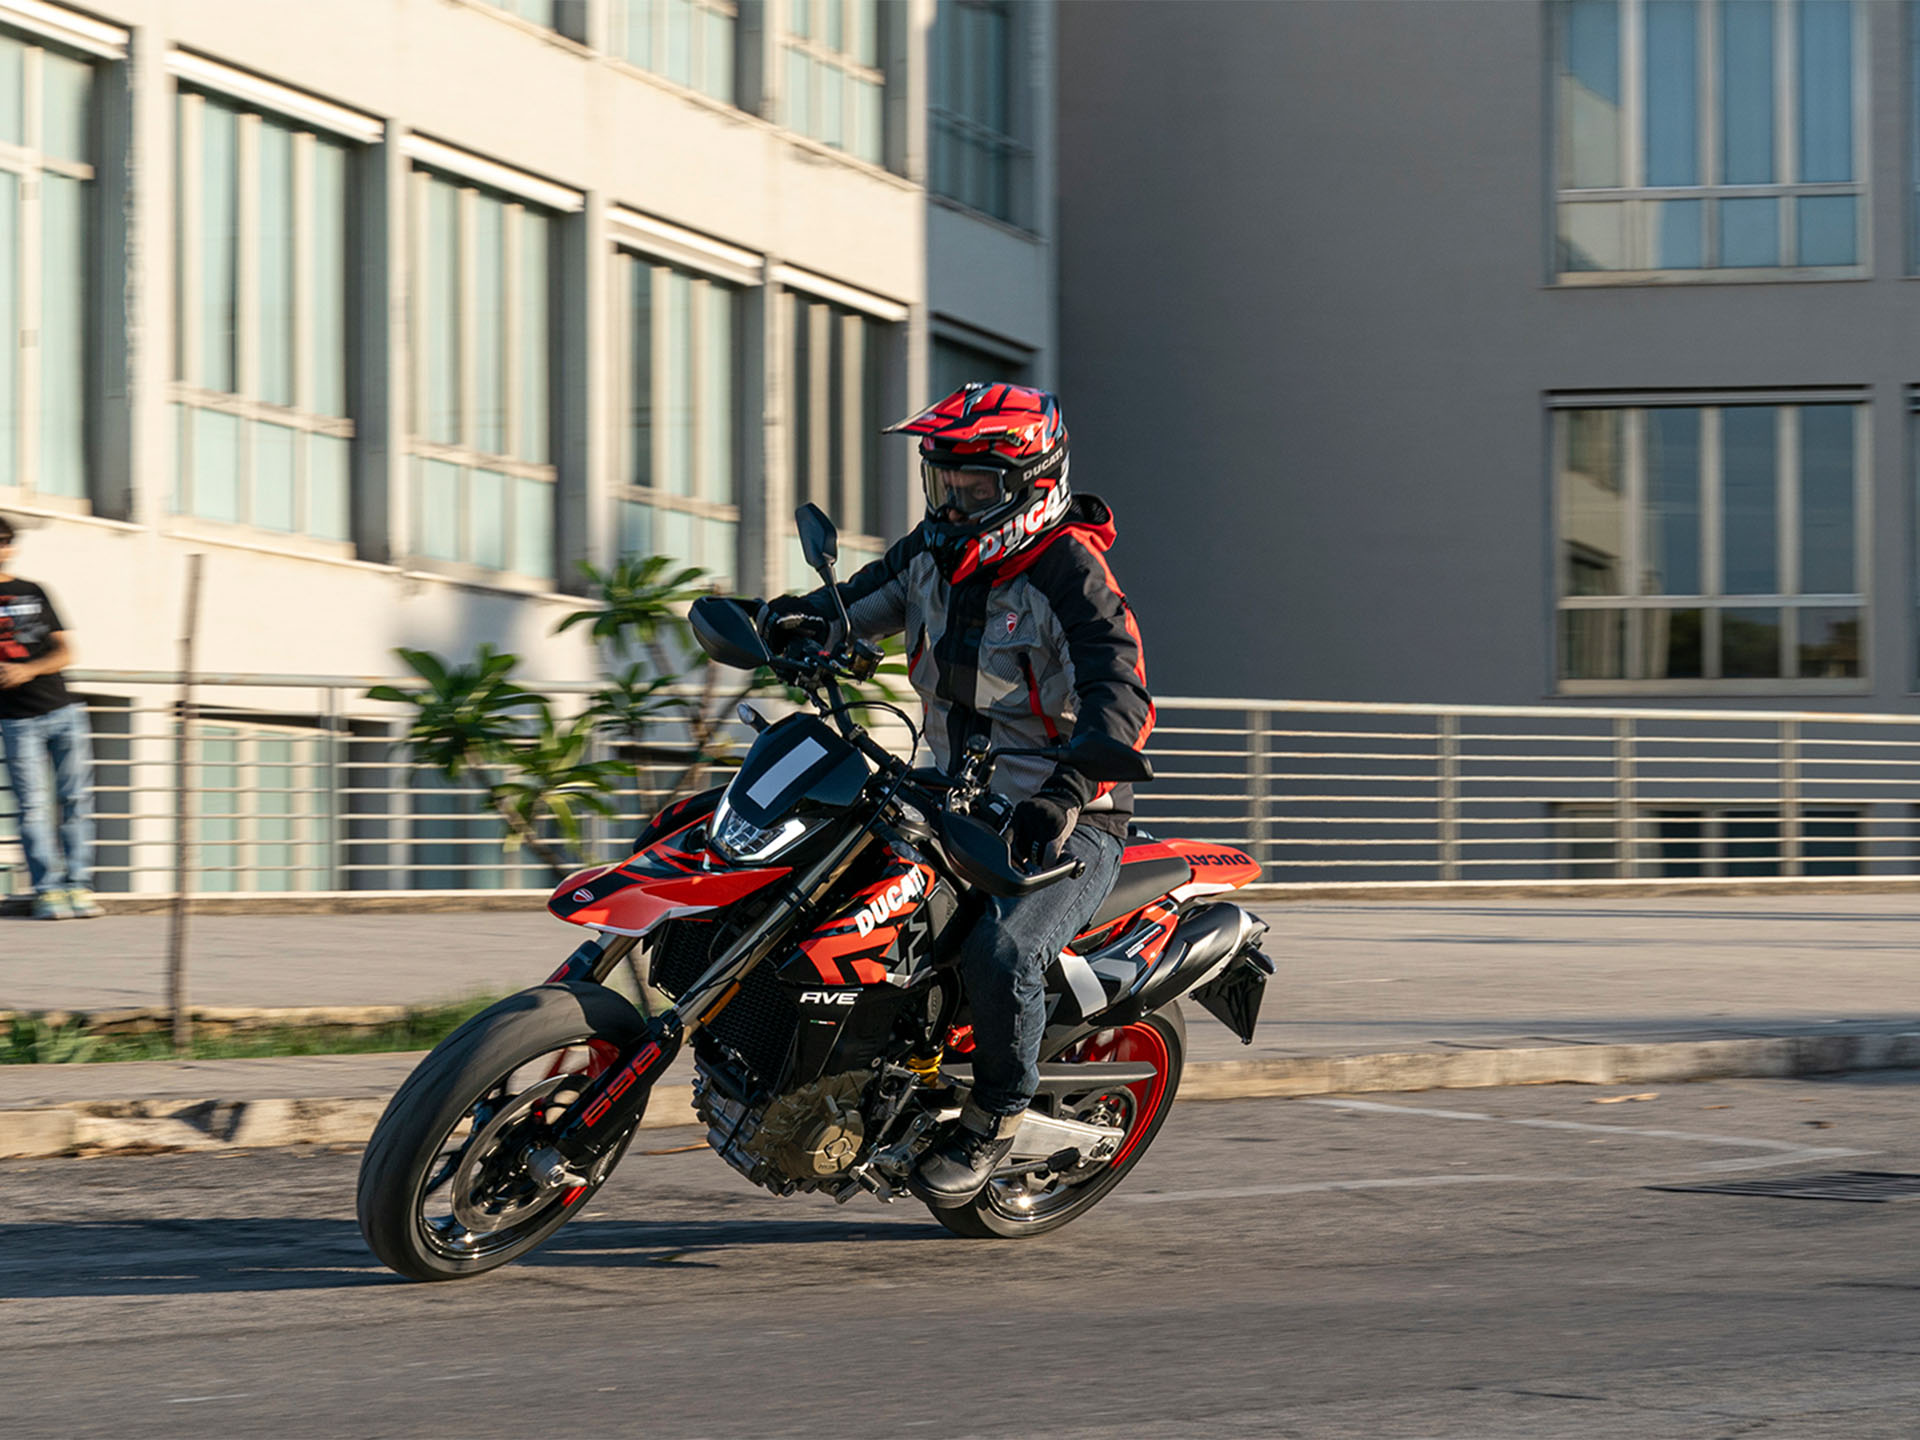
[
  {"x1": 929, "y1": 1004, "x2": 1186, "y2": 1239},
  {"x1": 356, "y1": 983, "x2": 652, "y2": 1281}
]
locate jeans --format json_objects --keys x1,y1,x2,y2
[
  {"x1": 0, "y1": 702, "x2": 95, "y2": 894},
  {"x1": 958, "y1": 823, "x2": 1124, "y2": 1117}
]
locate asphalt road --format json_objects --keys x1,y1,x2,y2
[{"x1": 3, "y1": 1076, "x2": 1918, "y2": 1439}]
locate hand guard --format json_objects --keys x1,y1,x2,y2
[{"x1": 1007, "y1": 787, "x2": 1081, "y2": 870}]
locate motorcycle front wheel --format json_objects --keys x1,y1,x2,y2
[
  {"x1": 929, "y1": 1004, "x2": 1186, "y2": 1239},
  {"x1": 356, "y1": 983, "x2": 652, "y2": 1281}
]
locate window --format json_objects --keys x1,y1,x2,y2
[
  {"x1": 1555, "y1": 400, "x2": 1866, "y2": 687},
  {"x1": 1557, "y1": 804, "x2": 1863, "y2": 876},
  {"x1": 0, "y1": 32, "x2": 93, "y2": 503},
  {"x1": 783, "y1": 0, "x2": 885, "y2": 166},
  {"x1": 613, "y1": 251, "x2": 740, "y2": 585},
  {"x1": 482, "y1": 0, "x2": 556, "y2": 28},
  {"x1": 931, "y1": 332, "x2": 1027, "y2": 405},
  {"x1": 788, "y1": 291, "x2": 889, "y2": 583},
  {"x1": 1552, "y1": 0, "x2": 1863, "y2": 277},
  {"x1": 172, "y1": 89, "x2": 353, "y2": 541},
  {"x1": 930, "y1": 0, "x2": 1030, "y2": 227},
  {"x1": 610, "y1": 0, "x2": 737, "y2": 104},
  {"x1": 407, "y1": 168, "x2": 555, "y2": 582},
  {"x1": 194, "y1": 721, "x2": 327, "y2": 892}
]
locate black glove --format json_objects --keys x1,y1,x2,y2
[
  {"x1": 757, "y1": 594, "x2": 831, "y2": 645},
  {"x1": 1008, "y1": 786, "x2": 1081, "y2": 870}
]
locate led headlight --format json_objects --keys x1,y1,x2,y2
[{"x1": 710, "y1": 790, "x2": 813, "y2": 863}]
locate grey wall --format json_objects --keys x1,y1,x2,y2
[{"x1": 1057, "y1": 0, "x2": 1918, "y2": 707}]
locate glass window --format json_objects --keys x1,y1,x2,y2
[
  {"x1": 931, "y1": 1, "x2": 1030, "y2": 227},
  {"x1": 173, "y1": 91, "x2": 357, "y2": 541},
  {"x1": 482, "y1": 0, "x2": 558, "y2": 28},
  {"x1": 0, "y1": 36, "x2": 94, "y2": 503},
  {"x1": 788, "y1": 291, "x2": 889, "y2": 583},
  {"x1": 612, "y1": 0, "x2": 737, "y2": 104},
  {"x1": 1556, "y1": 401, "x2": 1865, "y2": 686},
  {"x1": 407, "y1": 168, "x2": 557, "y2": 581},
  {"x1": 614, "y1": 251, "x2": 741, "y2": 585},
  {"x1": 783, "y1": 0, "x2": 888, "y2": 166},
  {"x1": 1553, "y1": 1, "x2": 1862, "y2": 278}
]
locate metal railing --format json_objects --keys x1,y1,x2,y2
[{"x1": 6, "y1": 678, "x2": 1920, "y2": 895}]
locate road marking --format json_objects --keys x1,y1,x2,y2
[
  {"x1": 166, "y1": 1395, "x2": 252, "y2": 1404},
  {"x1": 1120, "y1": 1096, "x2": 1869, "y2": 1205}
]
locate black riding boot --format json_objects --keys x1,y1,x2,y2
[{"x1": 908, "y1": 1103, "x2": 1021, "y2": 1207}]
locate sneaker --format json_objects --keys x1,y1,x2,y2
[
  {"x1": 31, "y1": 891, "x2": 74, "y2": 921},
  {"x1": 66, "y1": 887, "x2": 103, "y2": 919},
  {"x1": 907, "y1": 1104, "x2": 1022, "y2": 1207}
]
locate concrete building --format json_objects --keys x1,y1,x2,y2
[
  {"x1": 1058, "y1": 0, "x2": 1910, "y2": 711},
  {"x1": 0, "y1": 0, "x2": 1055, "y2": 891}
]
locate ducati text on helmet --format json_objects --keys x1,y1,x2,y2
[{"x1": 886, "y1": 382, "x2": 1073, "y2": 580}]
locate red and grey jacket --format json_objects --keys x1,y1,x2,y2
[{"x1": 805, "y1": 494, "x2": 1155, "y2": 836}]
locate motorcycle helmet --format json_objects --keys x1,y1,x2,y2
[{"x1": 886, "y1": 382, "x2": 1072, "y2": 579}]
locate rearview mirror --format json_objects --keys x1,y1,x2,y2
[
  {"x1": 689, "y1": 595, "x2": 770, "y2": 671},
  {"x1": 796, "y1": 503, "x2": 839, "y2": 573},
  {"x1": 1062, "y1": 730, "x2": 1154, "y2": 784}
]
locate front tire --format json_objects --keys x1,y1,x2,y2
[
  {"x1": 356, "y1": 983, "x2": 652, "y2": 1281},
  {"x1": 930, "y1": 1004, "x2": 1186, "y2": 1239}
]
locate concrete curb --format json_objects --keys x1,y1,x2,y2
[{"x1": 4, "y1": 1029, "x2": 1916, "y2": 1159}]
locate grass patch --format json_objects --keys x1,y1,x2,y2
[{"x1": 1, "y1": 996, "x2": 503, "y2": 1065}]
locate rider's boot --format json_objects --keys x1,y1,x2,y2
[{"x1": 908, "y1": 1101, "x2": 1020, "y2": 1207}]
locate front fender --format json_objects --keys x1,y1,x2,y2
[{"x1": 548, "y1": 864, "x2": 791, "y2": 936}]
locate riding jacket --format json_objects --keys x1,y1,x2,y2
[{"x1": 810, "y1": 495, "x2": 1155, "y2": 837}]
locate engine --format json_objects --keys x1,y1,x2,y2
[{"x1": 693, "y1": 1063, "x2": 868, "y2": 1196}]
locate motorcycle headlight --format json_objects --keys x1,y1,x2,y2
[{"x1": 710, "y1": 790, "x2": 814, "y2": 863}]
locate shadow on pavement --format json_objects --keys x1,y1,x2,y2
[{"x1": 0, "y1": 1214, "x2": 944, "y2": 1298}]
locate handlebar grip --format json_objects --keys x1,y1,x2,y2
[{"x1": 1016, "y1": 854, "x2": 1084, "y2": 891}]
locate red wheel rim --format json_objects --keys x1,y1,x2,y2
[{"x1": 1079, "y1": 1022, "x2": 1171, "y2": 1166}]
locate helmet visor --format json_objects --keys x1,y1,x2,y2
[{"x1": 923, "y1": 462, "x2": 1008, "y2": 517}]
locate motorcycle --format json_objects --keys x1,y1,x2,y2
[{"x1": 357, "y1": 504, "x2": 1273, "y2": 1280}]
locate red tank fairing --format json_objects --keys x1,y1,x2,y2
[{"x1": 548, "y1": 863, "x2": 791, "y2": 936}]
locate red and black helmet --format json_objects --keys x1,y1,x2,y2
[{"x1": 886, "y1": 382, "x2": 1072, "y2": 578}]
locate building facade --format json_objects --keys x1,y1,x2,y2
[
  {"x1": 0, "y1": 0, "x2": 1053, "y2": 892},
  {"x1": 1058, "y1": 0, "x2": 1915, "y2": 712}
]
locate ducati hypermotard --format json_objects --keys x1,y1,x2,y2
[{"x1": 356, "y1": 507, "x2": 1273, "y2": 1280}]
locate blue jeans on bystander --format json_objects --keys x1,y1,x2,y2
[{"x1": 0, "y1": 702, "x2": 95, "y2": 895}]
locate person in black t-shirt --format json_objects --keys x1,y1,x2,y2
[{"x1": 0, "y1": 516, "x2": 101, "y2": 920}]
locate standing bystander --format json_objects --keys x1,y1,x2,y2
[{"x1": 0, "y1": 516, "x2": 101, "y2": 919}]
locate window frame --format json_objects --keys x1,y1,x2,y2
[
  {"x1": 781, "y1": 0, "x2": 888, "y2": 168},
  {"x1": 170, "y1": 84, "x2": 358, "y2": 550},
  {"x1": 1549, "y1": 0, "x2": 1871, "y2": 284},
  {"x1": 0, "y1": 29, "x2": 97, "y2": 513},
  {"x1": 608, "y1": 0, "x2": 741, "y2": 106},
  {"x1": 929, "y1": 0, "x2": 1033, "y2": 230},
  {"x1": 1551, "y1": 391, "x2": 1872, "y2": 695},
  {"x1": 403, "y1": 164, "x2": 559, "y2": 587},
  {"x1": 786, "y1": 287, "x2": 893, "y2": 584}
]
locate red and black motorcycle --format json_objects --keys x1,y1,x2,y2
[{"x1": 357, "y1": 506, "x2": 1272, "y2": 1280}]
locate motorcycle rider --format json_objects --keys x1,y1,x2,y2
[{"x1": 764, "y1": 383, "x2": 1154, "y2": 1205}]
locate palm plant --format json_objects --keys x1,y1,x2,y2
[{"x1": 488, "y1": 710, "x2": 633, "y2": 875}]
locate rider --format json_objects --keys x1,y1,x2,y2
[{"x1": 764, "y1": 383, "x2": 1154, "y2": 1205}]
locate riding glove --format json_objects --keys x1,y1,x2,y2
[{"x1": 1008, "y1": 786, "x2": 1081, "y2": 869}]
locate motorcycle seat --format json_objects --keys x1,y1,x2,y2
[{"x1": 1084, "y1": 849, "x2": 1192, "y2": 931}]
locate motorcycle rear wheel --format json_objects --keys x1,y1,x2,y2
[
  {"x1": 929, "y1": 1004, "x2": 1186, "y2": 1239},
  {"x1": 356, "y1": 983, "x2": 651, "y2": 1281}
]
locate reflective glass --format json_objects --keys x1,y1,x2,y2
[
  {"x1": 1644, "y1": 1, "x2": 1699, "y2": 187},
  {"x1": 1640, "y1": 608, "x2": 1704, "y2": 678},
  {"x1": 790, "y1": 0, "x2": 811, "y2": 40},
  {"x1": 470, "y1": 467, "x2": 507, "y2": 571},
  {"x1": 786, "y1": 47, "x2": 811, "y2": 136},
  {"x1": 1797, "y1": 606, "x2": 1860, "y2": 678},
  {"x1": 1719, "y1": 0, "x2": 1774, "y2": 183},
  {"x1": 0, "y1": 172, "x2": 15, "y2": 489},
  {"x1": 1560, "y1": 609, "x2": 1626, "y2": 679},
  {"x1": 701, "y1": 282, "x2": 735, "y2": 504},
  {"x1": 821, "y1": 60, "x2": 844, "y2": 148},
  {"x1": 853, "y1": 0, "x2": 879, "y2": 66},
  {"x1": 253, "y1": 420, "x2": 296, "y2": 533},
  {"x1": 40, "y1": 50, "x2": 91, "y2": 164},
  {"x1": 1559, "y1": 410, "x2": 1626, "y2": 596},
  {"x1": 309, "y1": 434, "x2": 350, "y2": 541},
  {"x1": 827, "y1": 0, "x2": 844, "y2": 51},
  {"x1": 624, "y1": 0, "x2": 655, "y2": 67},
  {"x1": 618, "y1": 498, "x2": 653, "y2": 558},
  {"x1": 257, "y1": 122, "x2": 295, "y2": 407},
  {"x1": 1795, "y1": 194, "x2": 1855, "y2": 266},
  {"x1": 1721, "y1": 606, "x2": 1782, "y2": 677},
  {"x1": 417, "y1": 459, "x2": 463, "y2": 562},
  {"x1": 39, "y1": 174, "x2": 85, "y2": 498},
  {"x1": 1797, "y1": 0, "x2": 1852, "y2": 183},
  {"x1": 474, "y1": 196, "x2": 506, "y2": 455},
  {"x1": 1656, "y1": 198, "x2": 1703, "y2": 268},
  {"x1": 1644, "y1": 408, "x2": 1701, "y2": 594},
  {"x1": 853, "y1": 77, "x2": 882, "y2": 165},
  {"x1": 703, "y1": 515, "x2": 738, "y2": 581},
  {"x1": 424, "y1": 178, "x2": 461, "y2": 445},
  {"x1": 193, "y1": 408, "x2": 243, "y2": 523},
  {"x1": 0, "y1": 37, "x2": 23, "y2": 146},
  {"x1": 1798, "y1": 405, "x2": 1854, "y2": 593},
  {"x1": 664, "y1": 270, "x2": 693, "y2": 496},
  {"x1": 1558, "y1": 201, "x2": 1628, "y2": 271},
  {"x1": 513, "y1": 475, "x2": 553, "y2": 579},
  {"x1": 1720, "y1": 407, "x2": 1778, "y2": 594},
  {"x1": 629, "y1": 260, "x2": 653, "y2": 489},
  {"x1": 667, "y1": 0, "x2": 693, "y2": 87},
  {"x1": 1718, "y1": 195, "x2": 1779, "y2": 267},
  {"x1": 518, "y1": 210, "x2": 549, "y2": 462},
  {"x1": 706, "y1": 8, "x2": 735, "y2": 102},
  {"x1": 310, "y1": 141, "x2": 349, "y2": 417},
  {"x1": 657, "y1": 505, "x2": 693, "y2": 564},
  {"x1": 200, "y1": 102, "x2": 239, "y2": 394}
]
